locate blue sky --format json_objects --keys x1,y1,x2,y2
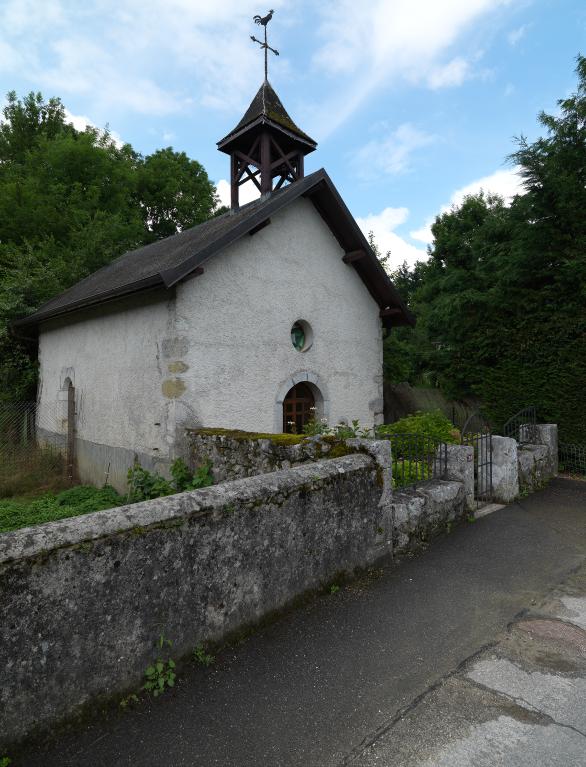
[{"x1": 0, "y1": 0, "x2": 584, "y2": 269}]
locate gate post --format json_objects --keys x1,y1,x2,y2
[
  {"x1": 445, "y1": 444, "x2": 475, "y2": 511},
  {"x1": 491, "y1": 436, "x2": 519, "y2": 503}
]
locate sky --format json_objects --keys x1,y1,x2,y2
[{"x1": 0, "y1": 0, "x2": 584, "y2": 270}]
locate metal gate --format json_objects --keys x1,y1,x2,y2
[{"x1": 461, "y1": 412, "x2": 493, "y2": 505}]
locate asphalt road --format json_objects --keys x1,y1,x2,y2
[{"x1": 17, "y1": 478, "x2": 586, "y2": 767}]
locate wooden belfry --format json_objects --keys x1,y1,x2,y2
[{"x1": 217, "y1": 10, "x2": 317, "y2": 209}]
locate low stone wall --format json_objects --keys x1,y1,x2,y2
[
  {"x1": 188, "y1": 429, "x2": 337, "y2": 482},
  {"x1": 392, "y1": 480, "x2": 467, "y2": 554},
  {"x1": 518, "y1": 424, "x2": 559, "y2": 491},
  {"x1": 491, "y1": 425, "x2": 558, "y2": 502},
  {"x1": 0, "y1": 453, "x2": 391, "y2": 749}
]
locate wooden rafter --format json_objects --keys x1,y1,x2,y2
[{"x1": 342, "y1": 249, "x2": 366, "y2": 264}]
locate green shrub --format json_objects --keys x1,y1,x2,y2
[
  {"x1": 392, "y1": 458, "x2": 431, "y2": 488},
  {"x1": 171, "y1": 458, "x2": 213, "y2": 491},
  {"x1": 377, "y1": 410, "x2": 460, "y2": 444},
  {"x1": 126, "y1": 463, "x2": 174, "y2": 501},
  {"x1": 127, "y1": 458, "x2": 213, "y2": 502}
]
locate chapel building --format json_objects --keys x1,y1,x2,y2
[{"x1": 17, "y1": 78, "x2": 414, "y2": 491}]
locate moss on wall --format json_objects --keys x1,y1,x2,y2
[{"x1": 190, "y1": 428, "x2": 307, "y2": 446}]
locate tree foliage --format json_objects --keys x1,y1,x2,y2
[
  {"x1": 0, "y1": 91, "x2": 220, "y2": 401},
  {"x1": 384, "y1": 55, "x2": 586, "y2": 442}
]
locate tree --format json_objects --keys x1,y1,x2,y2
[
  {"x1": 137, "y1": 148, "x2": 219, "y2": 240},
  {"x1": 368, "y1": 230, "x2": 391, "y2": 272},
  {"x1": 381, "y1": 55, "x2": 586, "y2": 441},
  {"x1": 0, "y1": 91, "x2": 221, "y2": 401}
]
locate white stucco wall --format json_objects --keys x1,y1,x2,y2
[
  {"x1": 37, "y1": 291, "x2": 175, "y2": 489},
  {"x1": 173, "y1": 197, "x2": 383, "y2": 432},
  {"x1": 36, "y1": 195, "x2": 384, "y2": 488}
]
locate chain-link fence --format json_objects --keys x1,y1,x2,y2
[{"x1": 0, "y1": 400, "x2": 73, "y2": 496}]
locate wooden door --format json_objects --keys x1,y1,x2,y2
[{"x1": 283, "y1": 383, "x2": 315, "y2": 434}]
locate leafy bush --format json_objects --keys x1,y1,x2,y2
[
  {"x1": 171, "y1": 458, "x2": 213, "y2": 491},
  {"x1": 127, "y1": 458, "x2": 213, "y2": 502},
  {"x1": 392, "y1": 458, "x2": 431, "y2": 489},
  {"x1": 377, "y1": 410, "x2": 459, "y2": 444}
]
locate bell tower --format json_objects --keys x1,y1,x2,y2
[{"x1": 217, "y1": 10, "x2": 317, "y2": 209}]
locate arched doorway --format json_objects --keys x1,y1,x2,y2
[{"x1": 283, "y1": 383, "x2": 315, "y2": 434}]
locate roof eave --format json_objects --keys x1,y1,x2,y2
[
  {"x1": 217, "y1": 116, "x2": 317, "y2": 154},
  {"x1": 14, "y1": 274, "x2": 165, "y2": 329}
]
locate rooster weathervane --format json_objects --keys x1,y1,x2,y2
[{"x1": 251, "y1": 10, "x2": 279, "y2": 81}]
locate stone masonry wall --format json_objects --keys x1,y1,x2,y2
[
  {"x1": 392, "y1": 480, "x2": 467, "y2": 555},
  {"x1": 189, "y1": 430, "x2": 331, "y2": 482},
  {"x1": 518, "y1": 425, "x2": 559, "y2": 492},
  {"x1": 0, "y1": 454, "x2": 391, "y2": 749}
]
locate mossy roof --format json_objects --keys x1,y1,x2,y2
[
  {"x1": 16, "y1": 169, "x2": 415, "y2": 330},
  {"x1": 218, "y1": 80, "x2": 316, "y2": 148}
]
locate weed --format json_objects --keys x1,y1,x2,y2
[
  {"x1": 143, "y1": 635, "x2": 176, "y2": 698},
  {"x1": 329, "y1": 584, "x2": 340, "y2": 595},
  {"x1": 445, "y1": 522, "x2": 452, "y2": 534},
  {"x1": 119, "y1": 693, "x2": 139, "y2": 709},
  {"x1": 467, "y1": 514, "x2": 476, "y2": 523},
  {"x1": 0, "y1": 757, "x2": 11, "y2": 767},
  {"x1": 127, "y1": 459, "x2": 213, "y2": 502},
  {"x1": 193, "y1": 645, "x2": 215, "y2": 666}
]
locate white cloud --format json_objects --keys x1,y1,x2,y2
[
  {"x1": 216, "y1": 178, "x2": 260, "y2": 209},
  {"x1": 352, "y1": 123, "x2": 435, "y2": 179},
  {"x1": 410, "y1": 166, "x2": 525, "y2": 244},
  {"x1": 508, "y1": 24, "x2": 527, "y2": 46},
  {"x1": 449, "y1": 167, "x2": 524, "y2": 208},
  {"x1": 0, "y1": 0, "x2": 285, "y2": 117},
  {"x1": 427, "y1": 57, "x2": 471, "y2": 89},
  {"x1": 311, "y1": 0, "x2": 513, "y2": 136},
  {"x1": 64, "y1": 109, "x2": 124, "y2": 148},
  {"x1": 357, "y1": 207, "x2": 428, "y2": 270}
]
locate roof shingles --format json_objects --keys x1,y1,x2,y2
[{"x1": 17, "y1": 170, "x2": 414, "y2": 329}]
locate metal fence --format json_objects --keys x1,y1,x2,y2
[
  {"x1": 503, "y1": 406, "x2": 538, "y2": 444},
  {"x1": 0, "y1": 400, "x2": 73, "y2": 495},
  {"x1": 461, "y1": 412, "x2": 493, "y2": 505},
  {"x1": 559, "y1": 443, "x2": 586, "y2": 476},
  {"x1": 379, "y1": 432, "x2": 448, "y2": 489}
]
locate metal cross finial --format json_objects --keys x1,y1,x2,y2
[{"x1": 251, "y1": 9, "x2": 279, "y2": 81}]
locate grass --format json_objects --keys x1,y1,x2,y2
[
  {"x1": 0, "y1": 485, "x2": 126, "y2": 534},
  {"x1": 0, "y1": 445, "x2": 67, "y2": 498}
]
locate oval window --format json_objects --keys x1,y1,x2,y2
[{"x1": 290, "y1": 320, "x2": 313, "y2": 352}]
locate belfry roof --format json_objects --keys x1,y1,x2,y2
[{"x1": 217, "y1": 80, "x2": 317, "y2": 150}]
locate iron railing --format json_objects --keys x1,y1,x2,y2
[
  {"x1": 559, "y1": 443, "x2": 586, "y2": 476},
  {"x1": 378, "y1": 432, "x2": 448, "y2": 489},
  {"x1": 503, "y1": 406, "x2": 538, "y2": 444},
  {"x1": 460, "y1": 412, "x2": 493, "y2": 505}
]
